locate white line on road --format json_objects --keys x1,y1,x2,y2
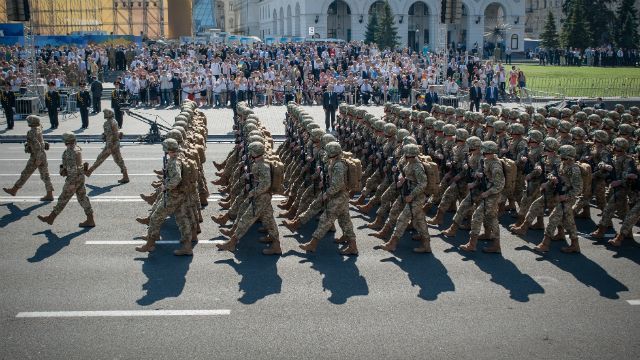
[
  {"x1": 0, "y1": 195, "x2": 286, "y2": 203},
  {"x1": 627, "y1": 300, "x2": 640, "y2": 305},
  {"x1": 85, "y1": 240, "x2": 225, "y2": 245},
  {"x1": 0, "y1": 173, "x2": 157, "y2": 176},
  {"x1": 16, "y1": 310, "x2": 231, "y2": 318},
  {"x1": 0, "y1": 158, "x2": 160, "y2": 161}
]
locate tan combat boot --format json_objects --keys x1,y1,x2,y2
[
  {"x1": 213, "y1": 161, "x2": 225, "y2": 171},
  {"x1": 118, "y1": 170, "x2": 129, "y2": 184},
  {"x1": 356, "y1": 201, "x2": 374, "y2": 214},
  {"x1": 483, "y1": 238, "x2": 501, "y2": 253},
  {"x1": 531, "y1": 217, "x2": 545, "y2": 230},
  {"x1": 174, "y1": 239, "x2": 193, "y2": 256},
  {"x1": 136, "y1": 216, "x2": 150, "y2": 225},
  {"x1": 216, "y1": 236, "x2": 238, "y2": 252},
  {"x1": 534, "y1": 235, "x2": 552, "y2": 252},
  {"x1": 380, "y1": 236, "x2": 400, "y2": 252},
  {"x1": 350, "y1": 193, "x2": 366, "y2": 205},
  {"x1": 370, "y1": 223, "x2": 393, "y2": 240},
  {"x1": 442, "y1": 222, "x2": 459, "y2": 237},
  {"x1": 219, "y1": 201, "x2": 231, "y2": 210},
  {"x1": 299, "y1": 237, "x2": 320, "y2": 252},
  {"x1": 366, "y1": 216, "x2": 385, "y2": 230},
  {"x1": 283, "y1": 218, "x2": 300, "y2": 232},
  {"x1": 135, "y1": 235, "x2": 158, "y2": 252},
  {"x1": 153, "y1": 169, "x2": 163, "y2": 176},
  {"x1": 334, "y1": 235, "x2": 348, "y2": 244},
  {"x1": 428, "y1": 209, "x2": 445, "y2": 225},
  {"x1": 79, "y1": 214, "x2": 96, "y2": 227},
  {"x1": 340, "y1": 238, "x2": 359, "y2": 255},
  {"x1": 608, "y1": 233, "x2": 628, "y2": 247},
  {"x1": 589, "y1": 225, "x2": 607, "y2": 239},
  {"x1": 40, "y1": 191, "x2": 54, "y2": 201},
  {"x1": 552, "y1": 226, "x2": 565, "y2": 241},
  {"x1": 84, "y1": 164, "x2": 94, "y2": 177},
  {"x1": 413, "y1": 238, "x2": 432, "y2": 253},
  {"x1": 211, "y1": 177, "x2": 226, "y2": 186},
  {"x1": 262, "y1": 239, "x2": 282, "y2": 255},
  {"x1": 37, "y1": 212, "x2": 58, "y2": 225},
  {"x1": 511, "y1": 221, "x2": 529, "y2": 236},
  {"x1": 460, "y1": 235, "x2": 478, "y2": 252},
  {"x1": 3, "y1": 186, "x2": 18, "y2": 196},
  {"x1": 511, "y1": 215, "x2": 525, "y2": 229},
  {"x1": 211, "y1": 213, "x2": 229, "y2": 225},
  {"x1": 277, "y1": 196, "x2": 294, "y2": 210},
  {"x1": 140, "y1": 193, "x2": 155, "y2": 205},
  {"x1": 561, "y1": 237, "x2": 580, "y2": 253},
  {"x1": 220, "y1": 227, "x2": 234, "y2": 237}
]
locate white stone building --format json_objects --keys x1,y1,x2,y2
[{"x1": 224, "y1": 0, "x2": 526, "y2": 53}]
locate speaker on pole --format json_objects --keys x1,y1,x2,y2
[{"x1": 6, "y1": 0, "x2": 31, "y2": 22}]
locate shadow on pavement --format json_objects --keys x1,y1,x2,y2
[
  {"x1": 28, "y1": 227, "x2": 92, "y2": 262},
  {"x1": 0, "y1": 202, "x2": 48, "y2": 228},
  {"x1": 214, "y1": 228, "x2": 282, "y2": 304},
  {"x1": 515, "y1": 243, "x2": 629, "y2": 299},
  {"x1": 86, "y1": 183, "x2": 122, "y2": 197}
]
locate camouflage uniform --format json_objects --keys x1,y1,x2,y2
[
  {"x1": 7, "y1": 116, "x2": 54, "y2": 195},
  {"x1": 87, "y1": 109, "x2": 128, "y2": 180}
]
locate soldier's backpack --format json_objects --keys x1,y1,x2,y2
[
  {"x1": 577, "y1": 162, "x2": 592, "y2": 197},
  {"x1": 342, "y1": 152, "x2": 362, "y2": 192},
  {"x1": 180, "y1": 158, "x2": 198, "y2": 191},
  {"x1": 500, "y1": 158, "x2": 517, "y2": 197},
  {"x1": 267, "y1": 157, "x2": 285, "y2": 194},
  {"x1": 418, "y1": 154, "x2": 440, "y2": 196}
]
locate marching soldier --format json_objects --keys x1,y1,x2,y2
[
  {"x1": 45, "y1": 80, "x2": 60, "y2": 129},
  {"x1": 77, "y1": 82, "x2": 92, "y2": 129},
  {"x1": 37, "y1": 132, "x2": 94, "y2": 227},
  {"x1": 85, "y1": 109, "x2": 129, "y2": 184},
  {"x1": 3, "y1": 115, "x2": 54, "y2": 201},
  {"x1": 1, "y1": 82, "x2": 16, "y2": 130}
]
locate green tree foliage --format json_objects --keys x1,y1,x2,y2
[
  {"x1": 364, "y1": 12, "x2": 378, "y2": 44},
  {"x1": 540, "y1": 11, "x2": 560, "y2": 49},
  {"x1": 561, "y1": 0, "x2": 592, "y2": 49},
  {"x1": 614, "y1": 0, "x2": 640, "y2": 49},
  {"x1": 375, "y1": 1, "x2": 399, "y2": 50}
]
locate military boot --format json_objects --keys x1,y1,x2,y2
[
  {"x1": 220, "y1": 227, "x2": 234, "y2": 237},
  {"x1": 460, "y1": 235, "x2": 478, "y2": 252},
  {"x1": 212, "y1": 177, "x2": 226, "y2": 186},
  {"x1": 334, "y1": 235, "x2": 348, "y2": 244},
  {"x1": 534, "y1": 235, "x2": 552, "y2": 253},
  {"x1": 277, "y1": 196, "x2": 294, "y2": 210},
  {"x1": 216, "y1": 236, "x2": 238, "y2": 252},
  {"x1": 350, "y1": 193, "x2": 366, "y2": 205},
  {"x1": 575, "y1": 206, "x2": 590, "y2": 219},
  {"x1": 505, "y1": 199, "x2": 517, "y2": 211},
  {"x1": 153, "y1": 169, "x2": 163, "y2": 176},
  {"x1": 340, "y1": 238, "x2": 359, "y2": 255},
  {"x1": 84, "y1": 163, "x2": 94, "y2": 177},
  {"x1": 213, "y1": 161, "x2": 225, "y2": 171},
  {"x1": 3, "y1": 186, "x2": 18, "y2": 196},
  {"x1": 282, "y1": 218, "x2": 300, "y2": 232},
  {"x1": 427, "y1": 209, "x2": 445, "y2": 225},
  {"x1": 483, "y1": 238, "x2": 501, "y2": 253},
  {"x1": 79, "y1": 214, "x2": 96, "y2": 227},
  {"x1": 299, "y1": 237, "x2": 320, "y2": 252},
  {"x1": 366, "y1": 216, "x2": 385, "y2": 230},
  {"x1": 40, "y1": 191, "x2": 54, "y2": 201},
  {"x1": 219, "y1": 201, "x2": 231, "y2": 210},
  {"x1": 356, "y1": 201, "x2": 375, "y2": 214},
  {"x1": 511, "y1": 215, "x2": 525, "y2": 229},
  {"x1": 370, "y1": 223, "x2": 393, "y2": 239},
  {"x1": 442, "y1": 222, "x2": 459, "y2": 237},
  {"x1": 174, "y1": 239, "x2": 193, "y2": 256},
  {"x1": 561, "y1": 237, "x2": 580, "y2": 253},
  {"x1": 608, "y1": 233, "x2": 629, "y2": 247},
  {"x1": 413, "y1": 238, "x2": 432, "y2": 253},
  {"x1": 285, "y1": 205, "x2": 298, "y2": 220},
  {"x1": 552, "y1": 226, "x2": 565, "y2": 241},
  {"x1": 136, "y1": 216, "x2": 150, "y2": 225},
  {"x1": 380, "y1": 236, "x2": 400, "y2": 252},
  {"x1": 531, "y1": 217, "x2": 545, "y2": 230},
  {"x1": 589, "y1": 225, "x2": 607, "y2": 239},
  {"x1": 118, "y1": 170, "x2": 130, "y2": 184},
  {"x1": 37, "y1": 212, "x2": 57, "y2": 225},
  {"x1": 199, "y1": 194, "x2": 209, "y2": 207},
  {"x1": 212, "y1": 213, "x2": 229, "y2": 226},
  {"x1": 140, "y1": 193, "x2": 155, "y2": 205},
  {"x1": 511, "y1": 221, "x2": 529, "y2": 236},
  {"x1": 478, "y1": 231, "x2": 491, "y2": 240},
  {"x1": 135, "y1": 235, "x2": 157, "y2": 252},
  {"x1": 262, "y1": 239, "x2": 282, "y2": 255}
]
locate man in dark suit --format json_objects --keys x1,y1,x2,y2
[
  {"x1": 90, "y1": 75, "x2": 102, "y2": 114},
  {"x1": 485, "y1": 81, "x2": 499, "y2": 106},
  {"x1": 412, "y1": 94, "x2": 429, "y2": 111},
  {"x1": 469, "y1": 80, "x2": 482, "y2": 112},
  {"x1": 111, "y1": 79, "x2": 125, "y2": 128},
  {"x1": 45, "y1": 80, "x2": 60, "y2": 129},
  {"x1": 1, "y1": 82, "x2": 15, "y2": 130},
  {"x1": 425, "y1": 85, "x2": 438, "y2": 113},
  {"x1": 77, "y1": 82, "x2": 92, "y2": 129},
  {"x1": 322, "y1": 84, "x2": 338, "y2": 131}
]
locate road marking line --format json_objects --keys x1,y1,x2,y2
[
  {"x1": 85, "y1": 240, "x2": 225, "y2": 245},
  {"x1": 627, "y1": 300, "x2": 640, "y2": 305},
  {"x1": 0, "y1": 158, "x2": 159, "y2": 161},
  {"x1": 0, "y1": 195, "x2": 286, "y2": 203},
  {"x1": 0, "y1": 173, "x2": 157, "y2": 176},
  {"x1": 16, "y1": 310, "x2": 231, "y2": 318}
]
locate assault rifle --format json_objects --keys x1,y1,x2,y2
[{"x1": 162, "y1": 152, "x2": 168, "y2": 207}]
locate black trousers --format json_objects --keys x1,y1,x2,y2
[
  {"x1": 115, "y1": 108, "x2": 123, "y2": 128},
  {"x1": 469, "y1": 99, "x2": 480, "y2": 112},
  {"x1": 79, "y1": 107, "x2": 89, "y2": 128},
  {"x1": 48, "y1": 108, "x2": 58, "y2": 128},
  {"x1": 173, "y1": 89, "x2": 180, "y2": 106},
  {"x1": 92, "y1": 94, "x2": 101, "y2": 112},
  {"x1": 325, "y1": 109, "x2": 336, "y2": 130},
  {"x1": 3, "y1": 108, "x2": 13, "y2": 129}
]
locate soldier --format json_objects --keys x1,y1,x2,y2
[
  {"x1": 37, "y1": 132, "x2": 94, "y2": 227},
  {"x1": 459, "y1": 141, "x2": 505, "y2": 253},
  {"x1": 45, "y1": 80, "x2": 60, "y2": 129},
  {"x1": 1, "y1": 82, "x2": 16, "y2": 130},
  {"x1": 217, "y1": 141, "x2": 282, "y2": 255},
  {"x1": 3, "y1": 115, "x2": 54, "y2": 201},
  {"x1": 378, "y1": 144, "x2": 432, "y2": 253},
  {"x1": 590, "y1": 138, "x2": 636, "y2": 239},
  {"x1": 76, "y1": 82, "x2": 92, "y2": 129},
  {"x1": 609, "y1": 165, "x2": 640, "y2": 247},
  {"x1": 136, "y1": 138, "x2": 193, "y2": 256},
  {"x1": 299, "y1": 142, "x2": 358, "y2": 255},
  {"x1": 511, "y1": 130, "x2": 545, "y2": 228},
  {"x1": 534, "y1": 145, "x2": 583, "y2": 253},
  {"x1": 85, "y1": 109, "x2": 129, "y2": 184},
  {"x1": 111, "y1": 79, "x2": 125, "y2": 128}
]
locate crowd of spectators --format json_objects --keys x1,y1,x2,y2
[{"x1": 533, "y1": 46, "x2": 639, "y2": 67}]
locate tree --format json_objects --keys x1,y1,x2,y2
[
  {"x1": 540, "y1": 11, "x2": 560, "y2": 49},
  {"x1": 375, "y1": 1, "x2": 399, "y2": 50},
  {"x1": 364, "y1": 12, "x2": 378, "y2": 44},
  {"x1": 614, "y1": 0, "x2": 640, "y2": 49},
  {"x1": 562, "y1": 0, "x2": 614, "y2": 46},
  {"x1": 561, "y1": 0, "x2": 592, "y2": 49}
]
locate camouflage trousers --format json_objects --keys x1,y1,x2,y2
[
  {"x1": 368, "y1": 176, "x2": 391, "y2": 207},
  {"x1": 360, "y1": 169, "x2": 382, "y2": 198},
  {"x1": 391, "y1": 194, "x2": 430, "y2": 241},
  {"x1": 222, "y1": 152, "x2": 240, "y2": 179},
  {"x1": 598, "y1": 187, "x2": 629, "y2": 228},
  {"x1": 53, "y1": 175, "x2": 92, "y2": 216},
  {"x1": 375, "y1": 185, "x2": 399, "y2": 218},
  {"x1": 197, "y1": 169, "x2": 209, "y2": 200},
  {"x1": 148, "y1": 191, "x2": 192, "y2": 241},
  {"x1": 592, "y1": 179, "x2": 607, "y2": 210},
  {"x1": 470, "y1": 195, "x2": 500, "y2": 239},
  {"x1": 510, "y1": 172, "x2": 525, "y2": 205},
  {"x1": 524, "y1": 188, "x2": 557, "y2": 224},
  {"x1": 438, "y1": 181, "x2": 465, "y2": 213},
  {"x1": 619, "y1": 193, "x2": 640, "y2": 236},
  {"x1": 92, "y1": 144, "x2": 127, "y2": 173},
  {"x1": 14, "y1": 153, "x2": 54, "y2": 192},
  {"x1": 544, "y1": 198, "x2": 578, "y2": 239},
  {"x1": 312, "y1": 192, "x2": 355, "y2": 240},
  {"x1": 294, "y1": 183, "x2": 321, "y2": 218},
  {"x1": 452, "y1": 190, "x2": 477, "y2": 225},
  {"x1": 517, "y1": 181, "x2": 542, "y2": 217},
  {"x1": 234, "y1": 193, "x2": 279, "y2": 240}
]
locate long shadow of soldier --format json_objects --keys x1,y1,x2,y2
[
  {"x1": 86, "y1": 183, "x2": 123, "y2": 197},
  {"x1": 214, "y1": 226, "x2": 282, "y2": 304},
  {"x1": 515, "y1": 243, "x2": 629, "y2": 299},
  {"x1": 379, "y1": 240, "x2": 455, "y2": 301},
  {"x1": 0, "y1": 202, "x2": 48, "y2": 228},
  {"x1": 136, "y1": 219, "x2": 195, "y2": 306},
  {"x1": 596, "y1": 239, "x2": 640, "y2": 266},
  {"x1": 28, "y1": 228, "x2": 92, "y2": 263}
]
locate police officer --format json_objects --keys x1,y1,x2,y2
[
  {"x1": 45, "y1": 80, "x2": 60, "y2": 129},
  {"x1": 1, "y1": 82, "x2": 16, "y2": 130},
  {"x1": 77, "y1": 82, "x2": 92, "y2": 129}
]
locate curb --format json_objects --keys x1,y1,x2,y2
[{"x1": 0, "y1": 134, "x2": 286, "y2": 144}]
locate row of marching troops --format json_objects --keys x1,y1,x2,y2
[
  {"x1": 134, "y1": 100, "x2": 210, "y2": 256},
  {"x1": 330, "y1": 102, "x2": 640, "y2": 253}
]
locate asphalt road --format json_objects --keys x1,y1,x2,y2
[{"x1": 0, "y1": 143, "x2": 639, "y2": 360}]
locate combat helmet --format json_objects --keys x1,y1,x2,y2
[
  {"x1": 481, "y1": 141, "x2": 498, "y2": 154},
  {"x1": 558, "y1": 145, "x2": 576, "y2": 160}
]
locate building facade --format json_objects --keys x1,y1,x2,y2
[{"x1": 224, "y1": 0, "x2": 526, "y2": 52}]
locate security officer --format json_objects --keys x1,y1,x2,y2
[
  {"x1": 45, "y1": 80, "x2": 60, "y2": 129},
  {"x1": 90, "y1": 75, "x2": 103, "y2": 113},
  {"x1": 1, "y1": 82, "x2": 16, "y2": 130},
  {"x1": 111, "y1": 79, "x2": 125, "y2": 128},
  {"x1": 77, "y1": 82, "x2": 92, "y2": 129}
]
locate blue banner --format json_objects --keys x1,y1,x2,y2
[
  {"x1": 0, "y1": 23, "x2": 25, "y2": 36},
  {"x1": 0, "y1": 34, "x2": 142, "y2": 47}
]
